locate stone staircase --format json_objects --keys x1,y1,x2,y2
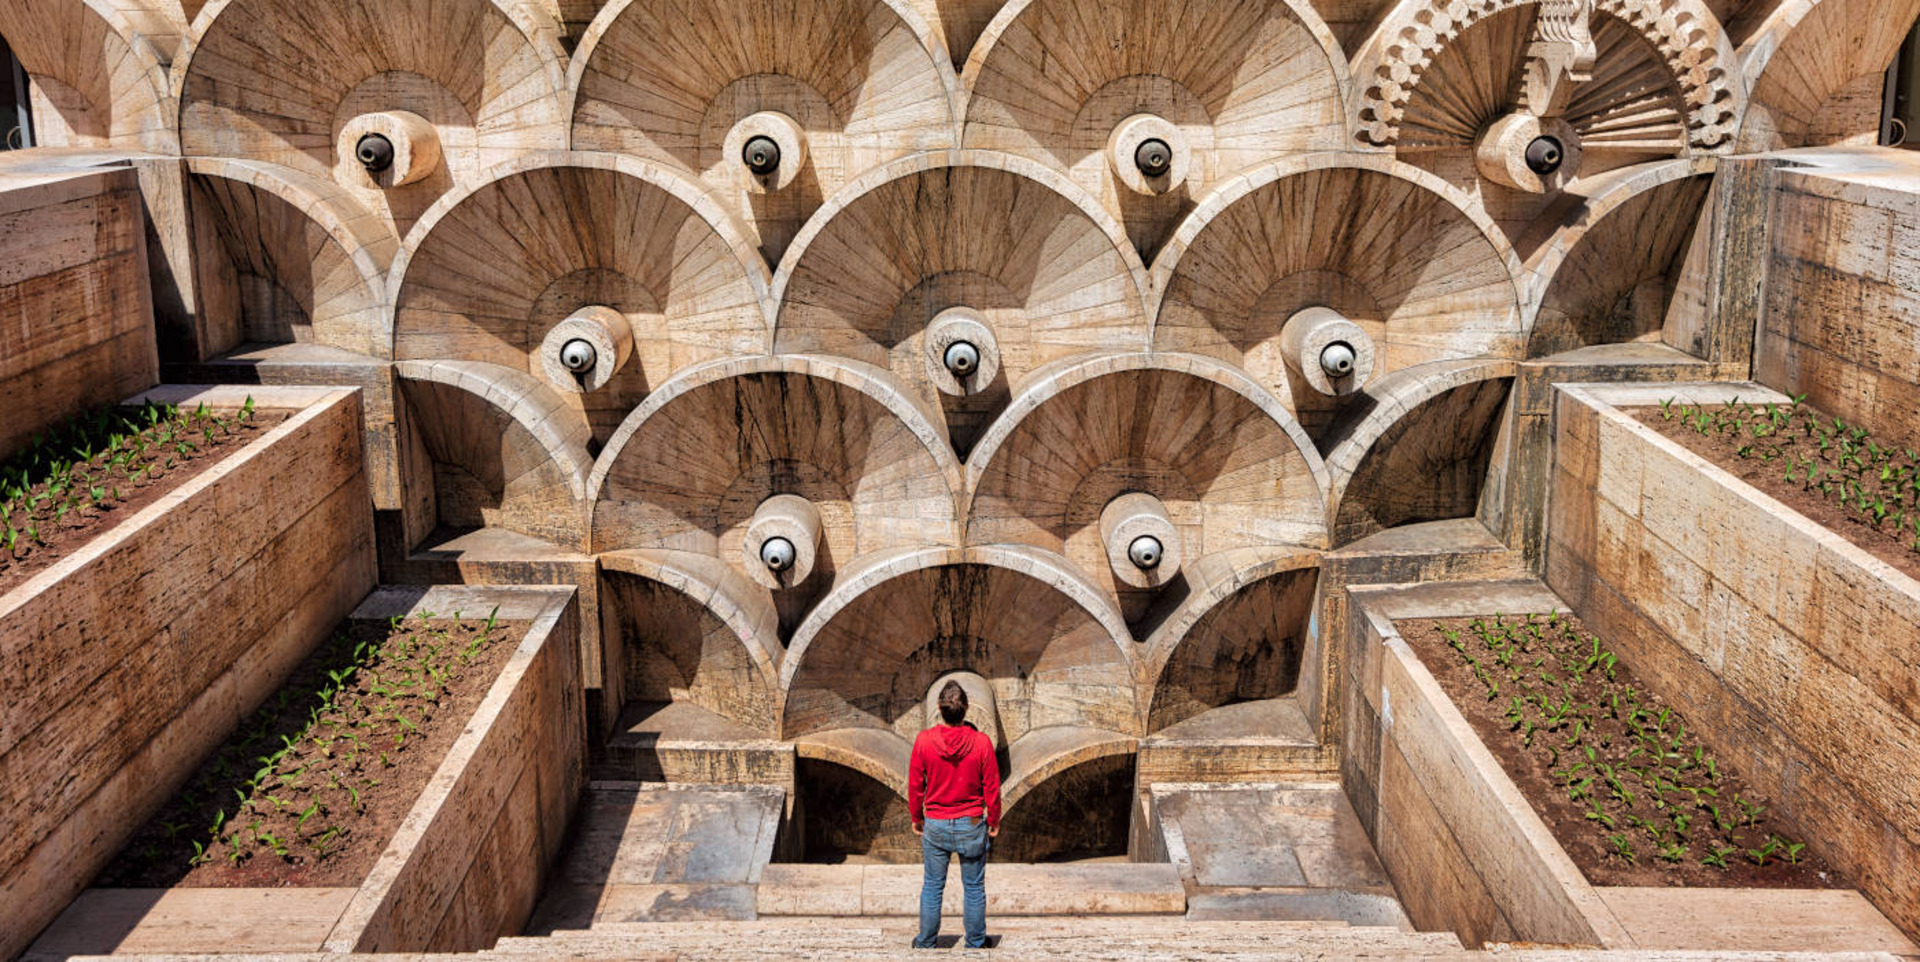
[{"x1": 490, "y1": 917, "x2": 1475, "y2": 960}]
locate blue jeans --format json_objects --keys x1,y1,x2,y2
[{"x1": 914, "y1": 817, "x2": 989, "y2": 948}]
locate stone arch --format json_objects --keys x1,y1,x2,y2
[
  {"x1": 589, "y1": 355, "x2": 964, "y2": 630},
  {"x1": 964, "y1": 352, "x2": 1330, "y2": 623},
  {"x1": 1141, "y1": 550, "x2": 1321, "y2": 734},
  {"x1": 772, "y1": 152, "x2": 1151, "y2": 457},
  {"x1": 173, "y1": 0, "x2": 568, "y2": 236},
  {"x1": 600, "y1": 548, "x2": 784, "y2": 736},
  {"x1": 1387, "y1": 5, "x2": 1704, "y2": 177},
  {"x1": 1352, "y1": 0, "x2": 1742, "y2": 152},
  {"x1": 395, "y1": 359, "x2": 593, "y2": 547},
  {"x1": 568, "y1": 0, "x2": 960, "y2": 263},
  {"x1": 1522, "y1": 159, "x2": 1715, "y2": 356},
  {"x1": 962, "y1": 0, "x2": 1352, "y2": 254},
  {"x1": 1152, "y1": 155, "x2": 1520, "y2": 432},
  {"x1": 0, "y1": 0, "x2": 172, "y2": 150},
  {"x1": 184, "y1": 158, "x2": 392, "y2": 357},
  {"x1": 1321, "y1": 358, "x2": 1517, "y2": 546},
  {"x1": 993, "y1": 738, "x2": 1136, "y2": 861},
  {"x1": 779, "y1": 544, "x2": 1136, "y2": 742},
  {"x1": 390, "y1": 153, "x2": 771, "y2": 444},
  {"x1": 1736, "y1": 0, "x2": 1920, "y2": 150}
]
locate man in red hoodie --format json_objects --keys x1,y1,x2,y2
[{"x1": 908, "y1": 680, "x2": 1002, "y2": 949}]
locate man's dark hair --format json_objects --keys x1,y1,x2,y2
[{"x1": 938, "y1": 680, "x2": 968, "y2": 725}]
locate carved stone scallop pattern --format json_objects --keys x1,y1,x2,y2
[
  {"x1": 1354, "y1": 0, "x2": 1740, "y2": 151},
  {"x1": 1394, "y1": 7, "x2": 1692, "y2": 161},
  {"x1": 773, "y1": 156, "x2": 1150, "y2": 454},
  {"x1": 1154, "y1": 161, "x2": 1520, "y2": 427},
  {"x1": 963, "y1": 0, "x2": 1348, "y2": 251},
  {"x1": 392, "y1": 158, "x2": 769, "y2": 442},
  {"x1": 569, "y1": 0, "x2": 958, "y2": 262},
  {"x1": 0, "y1": 0, "x2": 171, "y2": 150}
]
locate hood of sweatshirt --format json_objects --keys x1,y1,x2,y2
[{"x1": 931, "y1": 723, "x2": 978, "y2": 761}]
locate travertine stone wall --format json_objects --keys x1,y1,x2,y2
[
  {"x1": 0, "y1": 167, "x2": 159, "y2": 459},
  {"x1": 330, "y1": 586, "x2": 584, "y2": 953},
  {"x1": 6, "y1": 0, "x2": 1917, "y2": 857},
  {"x1": 1346, "y1": 581, "x2": 1626, "y2": 948},
  {"x1": 1757, "y1": 153, "x2": 1920, "y2": 444},
  {"x1": 0, "y1": 387, "x2": 374, "y2": 961},
  {"x1": 1547, "y1": 381, "x2": 1920, "y2": 937}
]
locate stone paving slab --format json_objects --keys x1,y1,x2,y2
[
  {"x1": 757, "y1": 863, "x2": 1186, "y2": 917},
  {"x1": 1597, "y1": 888, "x2": 1916, "y2": 954},
  {"x1": 26, "y1": 888, "x2": 356, "y2": 958}
]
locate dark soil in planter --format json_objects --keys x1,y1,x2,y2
[
  {"x1": 1633, "y1": 399, "x2": 1920, "y2": 583},
  {"x1": 98, "y1": 611, "x2": 522, "y2": 888},
  {"x1": 1401, "y1": 612, "x2": 1843, "y2": 889},
  {"x1": 0, "y1": 400, "x2": 283, "y2": 595}
]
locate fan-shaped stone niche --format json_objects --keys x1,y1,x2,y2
[
  {"x1": 396, "y1": 359, "x2": 594, "y2": 547},
  {"x1": 1322, "y1": 360, "x2": 1516, "y2": 547},
  {"x1": 962, "y1": 0, "x2": 1350, "y2": 255},
  {"x1": 1737, "y1": 0, "x2": 1920, "y2": 150},
  {"x1": 1143, "y1": 553, "x2": 1319, "y2": 734},
  {"x1": 174, "y1": 0, "x2": 568, "y2": 236},
  {"x1": 569, "y1": 0, "x2": 958, "y2": 263},
  {"x1": 777, "y1": 544, "x2": 1138, "y2": 859},
  {"x1": 0, "y1": 0, "x2": 171, "y2": 150},
  {"x1": 186, "y1": 159, "x2": 393, "y2": 358},
  {"x1": 964, "y1": 353, "x2": 1330, "y2": 628},
  {"x1": 1152, "y1": 159, "x2": 1520, "y2": 437},
  {"x1": 392, "y1": 156, "x2": 771, "y2": 444},
  {"x1": 772, "y1": 154, "x2": 1150, "y2": 457},
  {"x1": 1352, "y1": 0, "x2": 1743, "y2": 159},
  {"x1": 589, "y1": 355, "x2": 963, "y2": 635},
  {"x1": 600, "y1": 549, "x2": 784, "y2": 737},
  {"x1": 1523, "y1": 161, "x2": 1714, "y2": 356},
  {"x1": 1386, "y1": 4, "x2": 1704, "y2": 203},
  {"x1": 779, "y1": 545, "x2": 1137, "y2": 745},
  {"x1": 789, "y1": 746, "x2": 1136, "y2": 862}
]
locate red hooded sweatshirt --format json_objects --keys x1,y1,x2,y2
[{"x1": 909, "y1": 723, "x2": 1002, "y2": 830}]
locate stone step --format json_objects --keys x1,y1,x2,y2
[
  {"x1": 491, "y1": 917, "x2": 1472, "y2": 960},
  {"x1": 756, "y1": 863, "x2": 1186, "y2": 917},
  {"x1": 1185, "y1": 887, "x2": 1412, "y2": 927}
]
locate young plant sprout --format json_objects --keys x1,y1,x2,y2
[
  {"x1": 99, "y1": 609, "x2": 505, "y2": 884},
  {"x1": 1426, "y1": 613, "x2": 1811, "y2": 879},
  {"x1": 0, "y1": 398, "x2": 261, "y2": 579},
  {"x1": 1658, "y1": 394, "x2": 1920, "y2": 562}
]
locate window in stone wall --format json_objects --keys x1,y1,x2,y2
[
  {"x1": 1885, "y1": 21, "x2": 1920, "y2": 148},
  {"x1": 0, "y1": 35, "x2": 29, "y2": 150}
]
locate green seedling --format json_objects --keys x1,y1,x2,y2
[
  {"x1": 1747, "y1": 836, "x2": 1783, "y2": 867},
  {"x1": 1607, "y1": 835, "x2": 1636, "y2": 864}
]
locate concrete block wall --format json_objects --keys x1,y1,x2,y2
[
  {"x1": 0, "y1": 167, "x2": 159, "y2": 459},
  {"x1": 1546, "y1": 381, "x2": 1920, "y2": 938}
]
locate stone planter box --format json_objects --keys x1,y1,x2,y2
[
  {"x1": 1547, "y1": 381, "x2": 1920, "y2": 940},
  {"x1": 1, "y1": 385, "x2": 373, "y2": 960},
  {"x1": 1345, "y1": 580, "x2": 1913, "y2": 954},
  {"x1": 26, "y1": 584, "x2": 585, "y2": 957}
]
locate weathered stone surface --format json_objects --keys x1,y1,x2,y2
[
  {"x1": 1755, "y1": 151, "x2": 1920, "y2": 446},
  {"x1": 0, "y1": 167, "x2": 158, "y2": 460},
  {"x1": 329, "y1": 585, "x2": 585, "y2": 953},
  {"x1": 0, "y1": 387, "x2": 373, "y2": 962},
  {"x1": 1548, "y1": 381, "x2": 1920, "y2": 940}
]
